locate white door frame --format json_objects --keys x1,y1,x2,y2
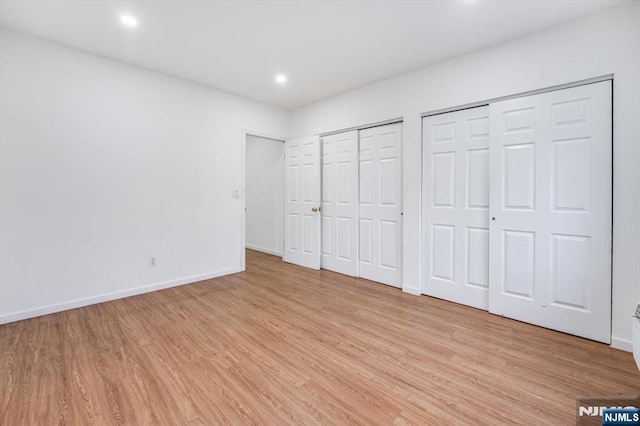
[{"x1": 240, "y1": 129, "x2": 287, "y2": 271}]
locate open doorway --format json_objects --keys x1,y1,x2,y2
[{"x1": 244, "y1": 134, "x2": 285, "y2": 262}]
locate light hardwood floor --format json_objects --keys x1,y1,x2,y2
[{"x1": 1, "y1": 249, "x2": 638, "y2": 425}]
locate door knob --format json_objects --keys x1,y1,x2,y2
[{"x1": 312, "y1": 207, "x2": 320, "y2": 212}]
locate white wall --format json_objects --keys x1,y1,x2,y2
[
  {"x1": 291, "y1": 2, "x2": 640, "y2": 350},
  {"x1": 0, "y1": 28, "x2": 290, "y2": 323},
  {"x1": 245, "y1": 135, "x2": 284, "y2": 256}
]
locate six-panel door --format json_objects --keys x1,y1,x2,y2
[
  {"x1": 488, "y1": 81, "x2": 612, "y2": 343},
  {"x1": 283, "y1": 136, "x2": 322, "y2": 270},
  {"x1": 320, "y1": 131, "x2": 359, "y2": 276},
  {"x1": 358, "y1": 123, "x2": 403, "y2": 288},
  {"x1": 422, "y1": 106, "x2": 491, "y2": 309}
]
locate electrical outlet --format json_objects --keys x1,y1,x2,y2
[{"x1": 149, "y1": 257, "x2": 157, "y2": 267}]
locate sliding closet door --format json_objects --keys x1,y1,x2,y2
[
  {"x1": 321, "y1": 131, "x2": 358, "y2": 276},
  {"x1": 489, "y1": 81, "x2": 612, "y2": 343},
  {"x1": 422, "y1": 106, "x2": 490, "y2": 310},
  {"x1": 358, "y1": 123, "x2": 402, "y2": 287}
]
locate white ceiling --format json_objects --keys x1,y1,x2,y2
[{"x1": 0, "y1": 1, "x2": 626, "y2": 109}]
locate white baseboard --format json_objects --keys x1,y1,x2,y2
[
  {"x1": 245, "y1": 244, "x2": 283, "y2": 257},
  {"x1": 402, "y1": 285, "x2": 421, "y2": 296},
  {"x1": 0, "y1": 267, "x2": 244, "y2": 325},
  {"x1": 610, "y1": 336, "x2": 632, "y2": 352}
]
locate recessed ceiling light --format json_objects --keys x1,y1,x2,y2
[
  {"x1": 120, "y1": 15, "x2": 138, "y2": 27},
  {"x1": 275, "y1": 74, "x2": 287, "y2": 84}
]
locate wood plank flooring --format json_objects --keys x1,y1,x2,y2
[{"x1": 1, "y1": 249, "x2": 638, "y2": 425}]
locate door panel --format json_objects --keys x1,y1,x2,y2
[
  {"x1": 466, "y1": 227, "x2": 489, "y2": 288},
  {"x1": 320, "y1": 131, "x2": 358, "y2": 276},
  {"x1": 467, "y1": 149, "x2": 489, "y2": 208},
  {"x1": 284, "y1": 136, "x2": 321, "y2": 269},
  {"x1": 422, "y1": 106, "x2": 490, "y2": 310},
  {"x1": 358, "y1": 123, "x2": 402, "y2": 287},
  {"x1": 489, "y1": 81, "x2": 612, "y2": 343}
]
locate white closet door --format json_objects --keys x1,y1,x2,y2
[
  {"x1": 284, "y1": 136, "x2": 322, "y2": 270},
  {"x1": 422, "y1": 106, "x2": 490, "y2": 310},
  {"x1": 489, "y1": 81, "x2": 612, "y2": 343},
  {"x1": 358, "y1": 123, "x2": 402, "y2": 287},
  {"x1": 321, "y1": 131, "x2": 358, "y2": 276}
]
